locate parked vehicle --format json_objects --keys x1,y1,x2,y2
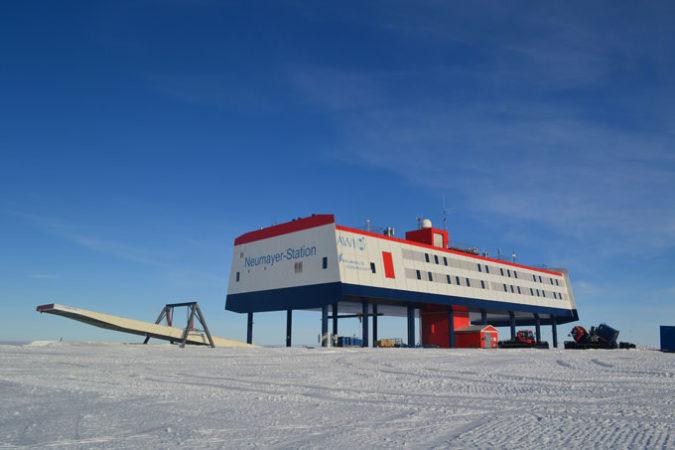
[
  {"x1": 498, "y1": 330, "x2": 549, "y2": 349},
  {"x1": 564, "y1": 323, "x2": 635, "y2": 349}
]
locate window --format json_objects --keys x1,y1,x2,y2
[
  {"x1": 539, "y1": 275, "x2": 543, "y2": 283},
  {"x1": 416, "y1": 270, "x2": 421, "y2": 280},
  {"x1": 322, "y1": 257, "x2": 328, "y2": 269},
  {"x1": 425, "y1": 253, "x2": 430, "y2": 263},
  {"x1": 555, "y1": 279, "x2": 560, "y2": 286},
  {"x1": 428, "y1": 272, "x2": 433, "y2": 282},
  {"x1": 533, "y1": 274, "x2": 537, "y2": 282},
  {"x1": 510, "y1": 285, "x2": 514, "y2": 293},
  {"x1": 481, "y1": 280, "x2": 486, "y2": 289},
  {"x1": 236, "y1": 272, "x2": 240, "y2": 282},
  {"x1": 550, "y1": 278, "x2": 554, "y2": 285},
  {"x1": 370, "y1": 262, "x2": 376, "y2": 274},
  {"x1": 500, "y1": 268, "x2": 504, "y2": 276},
  {"x1": 434, "y1": 255, "x2": 439, "y2": 264},
  {"x1": 447, "y1": 274, "x2": 452, "y2": 284},
  {"x1": 477, "y1": 263, "x2": 482, "y2": 272},
  {"x1": 542, "y1": 290, "x2": 546, "y2": 298},
  {"x1": 514, "y1": 271, "x2": 518, "y2": 279},
  {"x1": 456, "y1": 276, "x2": 461, "y2": 285},
  {"x1": 553, "y1": 292, "x2": 558, "y2": 299},
  {"x1": 466, "y1": 278, "x2": 471, "y2": 287},
  {"x1": 517, "y1": 286, "x2": 521, "y2": 294},
  {"x1": 503, "y1": 283, "x2": 508, "y2": 292},
  {"x1": 530, "y1": 288, "x2": 534, "y2": 296},
  {"x1": 507, "y1": 269, "x2": 511, "y2": 277},
  {"x1": 536, "y1": 289, "x2": 540, "y2": 297},
  {"x1": 485, "y1": 265, "x2": 490, "y2": 274},
  {"x1": 443, "y1": 256, "x2": 448, "y2": 266},
  {"x1": 294, "y1": 262, "x2": 303, "y2": 273}
]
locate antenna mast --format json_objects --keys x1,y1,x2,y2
[{"x1": 442, "y1": 195, "x2": 448, "y2": 232}]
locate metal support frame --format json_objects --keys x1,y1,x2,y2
[
  {"x1": 143, "y1": 301, "x2": 215, "y2": 348},
  {"x1": 481, "y1": 309, "x2": 487, "y2": 325},
  {"x1": 509, "y1": 311, "x2": 516, "y2": 339},
  {"x1": 407, "y1": 306, "x2": 416, "y2": 347},
  {"x1": 534, "y1": 313, "x2": 541, "y2": 343},
  {"x1": 321, "y1": 305, "x2": 329, "y2": 347},
  {"x1": 448, "y1": 309, "x2": 456, "y2": 348},
  {"x1": 286, "y1": 309, "x2": 292, "y2": 347},
  {"x1": 361, "y1": 301, "x2": 369, "y2": 347},
  {"x1": 552, "y1": 316, "x2": 558, "y2": 348},
  {"x1": 332, "y1": 303, "x2": 338, "y2": 336},
  {"x1": 328, "y1": 313, "x2": 383, "y2": 319},
  {"x1": 372, "y1": 304, "x2": 378, "y2": 346},
  {"x1": 247, "y1": 312, "x2": 253, "y2": 344}
]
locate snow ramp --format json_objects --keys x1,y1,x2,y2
[{"x1": 36, "y1": 303, "x2": 253, "y2": 348}]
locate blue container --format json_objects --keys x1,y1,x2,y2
[
  {"x1": 661, "y1": 326, "x2": 675, "y2": 352},
  {"x1": 336, "y1": 336, "x2": 364, "y2": 347}
]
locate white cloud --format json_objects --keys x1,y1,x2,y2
[
  {"x1": 285, "y1": 2, "x2": 675, "y2": 258},
  {"x1": 7, "y1": 211, "x2": 168, "y2": 267}
]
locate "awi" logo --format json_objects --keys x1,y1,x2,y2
[{"x1": 336, "y1": 235, "x2": 366, "y2": 251}]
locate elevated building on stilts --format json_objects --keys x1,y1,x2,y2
[{"x1": 225, "y1": 214, "x2": 578, "y2": 348}]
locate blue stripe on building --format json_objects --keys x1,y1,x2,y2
[{"x1": 226, "y1": 282, "x2": 577, "y2": 324}]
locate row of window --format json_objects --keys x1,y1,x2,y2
[
  {"x1": 404, "y1": 268, "x2": 566, "y2": 301},
  {"x1": 402, "y1": 248, "x2": 563, "y2": 287},
  {"x1": 500, "y1": 283, "x2": 564, "y2": 300}
]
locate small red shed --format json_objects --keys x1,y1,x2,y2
[{"x1": 454, "y1": 325, "x2": 499, "y2": 349}]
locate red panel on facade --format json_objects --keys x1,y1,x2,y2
[
  {"x1": 234, "y1": 214, "x2": 335, "y2": 245},
  {"x1": 382, "y1": 251, "x2": 395, "y2": 279}
]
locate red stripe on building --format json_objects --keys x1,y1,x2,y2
[
  {"x1": 335, "y1": 225, "x2": 562, "y2": 276},
  {"x1": 234, "y1": 214, "x2": 335, "y2": 245},
  {"x1": 382, "y1": 251, "x2": 396, "y2": 279}
]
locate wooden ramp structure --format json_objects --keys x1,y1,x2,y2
[{"x1": 36, "y1": 303, "x2": 253, "y2": 348}]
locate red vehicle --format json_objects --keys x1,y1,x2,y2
[{"x1": 499, "y1": 330, "x2": 549, "y2": 349}]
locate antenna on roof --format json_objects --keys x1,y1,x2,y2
[
  {"x1": 442, "y1": 195, "x2": 448, "y2": 233},
  {"x1": 511, "y1": 249, "x2": 517, "y2": 263}
]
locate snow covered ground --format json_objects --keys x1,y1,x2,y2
[{"x1": 0, "y1": 343, "x2": 673, "y2": 449}]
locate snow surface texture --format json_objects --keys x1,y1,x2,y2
[{"x1": 0, "y1": 343, "x2": 673, "y2": 449}]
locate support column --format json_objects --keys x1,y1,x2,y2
[
  {"x1": 407, "y1": 305, "x2": 416, "y2": 347},
  {"x1": 246, "y1": 312, "x2": 253, "y2": 344},
  {"x1": 332, "y1": 302, "x2": 338, "y2": 337},
  {"x1": 286, "y1": 309, "x2": 292, "y2": 347},
  {"x1": 481, "y1": 309, "x2": 487, "y2": 325},
  {"x1": 552, "y1": 316, "x2": 558, "y2": 348},
  {"x1": 448, "y1": 309, "x2": 456, "y2": 348},
  {"x1": 509, "y1": 311, "x2": 516, "y2": 339},
  {"x1": 372, "y1": 304, "x2": 378, "y2": 347},
  {"x1": 361, "y1": 301, "x2": 369, "y2": 348},
  {"x1": 321, "y1": 305, "x2": 329, "y2": 347},
  {"x1": 534, "y1": 313, "x2": 541, "y2": 343}
]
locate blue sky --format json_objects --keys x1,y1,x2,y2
[{"x1": 1, "y1": 1, "x2": 674, "y2": 346}]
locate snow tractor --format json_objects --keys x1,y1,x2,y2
[
  {"x1": 564, "y1": 323, "x2": 635, "y2": 349},
  {"x1": 498, "y1": 330, "x2": 549, "y2": 349}
]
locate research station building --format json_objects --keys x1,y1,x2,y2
[{"x1": 226, "y1": 214, "x2": 578, "y2": 348}]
